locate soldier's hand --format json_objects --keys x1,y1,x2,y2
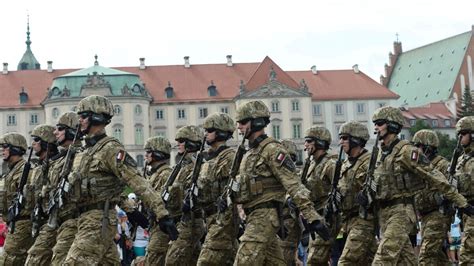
[
  {"x1": 216, "y1": 197, "x2": 227, "y2": 213},
  {"x1": 158, "y1": 216, "x2": 179, "y2": 241},
  {"x1": 356, "y1": 191, "x2": 369, "y2": 209},
  {"x1": 461, "y1": 204, "x2": 474, "y2": 216},
  {"x1": 182, "y1": 198, "x2": 191, "y2": 214},
  {"x1": 307, "y1": 220, "x2": 330, "y2": 241},
  {"x1": 286, "y1": 197, "x2": 297, "y2": 210}
]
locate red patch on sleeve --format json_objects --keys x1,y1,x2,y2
[
  {"x1": 411, "y1": 150, "x2": 419, "y2": 161},
  {"x1": 116, "y1": 150, "x2": 126, "y2": 162},
  {"x1": 276, "y1": 152, "x2": 286, "y2": 164}
]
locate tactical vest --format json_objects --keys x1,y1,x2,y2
[
  {"x1": 414, "y1": 155, "x2": 449, "y2": 213},
  {"x1": 148, "y1": 163, "x2": 172, "y2": 192},
  {"x1": 3, "y1": 159, "x2": 34, "y2": 218},
  {"x1": 166, "y1": 155, "x2": 194, "y2": 217},
  {"x1": 456, "y1": 151, "x2": 474, "y2": 201},
  {"x1": 339, "y1": 151, "x2": 370, "y2": 215},
  {"x1": 235, "y1": 138, "x2": 286, "y2": 204},
  {"x1": 374, "y1": 140, "x2": 426, "y2": 201},
  {"x1": 70, "y1": 136, "x2": 125, "y2": 207},
  {"x1": 305, "y1": 153, "x2": 334, "y2": 209}
]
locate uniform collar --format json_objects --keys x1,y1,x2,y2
[{"x1": 249, "y1": 134, "x2": 268, "y2": 149}]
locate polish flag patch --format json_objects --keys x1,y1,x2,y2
[
  {"x1": 276, "y1": 152, "x2": 286, "y2": 164},
  {"x1": 116, "y1": 150, "x2": 126, "y2": 163},
  {"x1": 411, "y1": 150, "x2": 419, "y2": 162}
]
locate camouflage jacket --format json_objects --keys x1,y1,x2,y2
[
  {"x1": 166, "y1": 153, "x2": 195, "y2": 218},
  {"x1": 2, "y1": 159, "x2": 35, "y2": 220},
  {"x1": 304, "y1": 152, "x2": 336, "y2": 210},
  {"x1": 146, "y1": 162, "x2": 172, "y2": 192},
  {"x1": 456, "y1": 144, "x2": 474, "y2": 202}
]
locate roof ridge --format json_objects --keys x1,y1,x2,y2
[{"x1": 402, "y1": 30, "x2": 471, "y2": 54}]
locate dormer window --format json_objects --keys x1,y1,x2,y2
[
  {"x1": 19, "y1": 89, "x2": 28, "y2": 104},
  {"x1": 165, "y1": 82, "x2": 174, "y2": 99},
  {"x1": 20, "y1": 63, "x2": 28, "y2": 70},
  {"x1": 208, "y1": 81, "x2": 217, "y2": 97}
]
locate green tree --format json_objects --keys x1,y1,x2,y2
[
  {"x1": 436, "y1": 132, "x2": 457, "y2": 160},
  {"x1": 408, "y1": 119, "x2": 431, "y2": 137},
  {"x1": 461, "y1": 85, "x2": 474, "y2": 118}
]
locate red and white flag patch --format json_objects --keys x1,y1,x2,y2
[
  {"x1": 276, "y1": 152, "x2": 286, "y2": 164},
  {"x1": 116, "y1": 150, "x2": 126, "y2": 163},
  {"x1": 411, "y1": 150, "x2": 419, "y2": 162}
]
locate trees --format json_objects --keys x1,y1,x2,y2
[{"x1": 460, "y1": 85, "x2": 474, "y2": 118}]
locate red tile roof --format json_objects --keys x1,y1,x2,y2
[
  {"x1": 401, "y1": 102, "x2": 455, "y2": 128},
  {"x1": 244, "y1": 56, "x2": 300, "y2": 91}
]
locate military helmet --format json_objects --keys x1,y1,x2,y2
[
  {"x1": 0, "y1": 132, "x2": 28, "y2": 151},
  {"x1": 31, "y1": 124, "x2": 56, "y2": 144},
  {"x1": 304, "y1": 126, "x2": 332, "y2": 143},
  {"x1": 339, "y1": 121, "x2": 370, "y2": 141},
  {"x1": 144, "y1": 137, "x2": 171, "y2": 155},
  {"x1": 175, "y1": 125, "x2": 203, "y2": 142},
  {"x1": 372, "y1": 106, "x2": 404, "y2": 126},
  {"x1": 77, "y1": 95, "x2": 114, "y2": 117},
  {"x1": 235, "y1": 101, "x2": 270, "y2": 122},
  {"x1": 57, "y1": 112, "x2": 79, "y2": 129},
  {"x1": 412, "y1": 129, "x2": 439, "y2": 147},
  {"x1": 456, "y1": 116, "x2": 474, "y2": 133},
  {"x1": 203, "y1": 112, "x2": 236, "y2": 133},
  {"x1": 280, "y1": 139, "x2": 297, "y2": 157}
]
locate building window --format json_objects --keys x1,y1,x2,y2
[
  {"x1": 113, "y1": 125, "x2": 124, "y2": 143},
  {"x1": 177, "y1": 109, "x2": 186, "y2": 119},
  {"x1": 156, "y1": 109, "x2": 164, "y2": 120},
  {"x1": 313, "y1": 104, "x2": 321, "y2": 116},
  {"x1": 293, "y1": 123, "x2": 301, "y2": 139},
  {"x1": 431, "y1": 119, "x2": 438, "y2": 127},
  {"x1": 7, "y1": 115, "x2": 16, "y2": 126},
  {"x1": 199, "y1": 107, "x2": 208, "y2": 119},
  {"x1": 135, "y1": 105, "x2": 142, "y2": 115},
  {"x1": 410, "y1": 119, "x2": 416, "y2": 126},
  {"x1": 136, "y1": 155, "x2": 144, "y2": 168},
  {"x1": 208, "y1": 85, "x2": 217, "y2": 97},
  {"x1": 155, "y1": 130, "x2": 166, "y2": 138},
  {"x1": 356, "y1": 103, "x2": 365, "y2": 114},
  {"x1": 378, "y1": 102, "x2": 386, "y2": 108},
  {"x1": 165, "y1": 87, "x2": 174, "y2": 98},
  {"x1": 52, "y1": 108, "x2": 60, "y2": 119},
  {"x1": 271, "y1": 101, "x2": 280, "y2": 112},
  {"x1": 335, "y1": 104, "x2": 344, "y2": 115},
  {"x1": 220, "y1": 106, "x2": 229, "y2": 114},
  {"x1": 30, "y1": 114, "x2": 38, "y2": 125},
  {"x1": 444, "y1": 119, "x2": 451, "y2": 127},
  {"x1": 272, "y1": 125, "x2": 281, "y2": 139},
  {"x1": 400, "y1": 134, "x2": 406, "y2": 140},
  {"x1": 296, "y1": 150, "x2": 303, "y2": 165},
  {"x1": 135, "y1": 125, "x2": 144, "y2": 145},
  {"x1": 292, "y1": 100, "x2": 300, "y2": 112},
  {"x1": 114, "y1": 105, "x2": 121, "y2": 116}
]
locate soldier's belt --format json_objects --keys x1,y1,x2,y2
[
  {"x1": 79, "y1": 201, "x2": 118, "y2": 214},
  {"x1": 379, "y1": 197, "x2": 412, "y2": 209},
  {"x1": 244, "y1": 201, "x2": 278, "y2": 215}
]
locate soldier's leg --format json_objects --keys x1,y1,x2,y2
[
  {"x1": 306, "y1": 235, "x2": 332, "y2": 266},
  {"x1": 165, "y1": 218, "x2": 205, "y2": 266},
  {"x1": 233, "y1": 208, "x2": 285, "y2": 266},
  {"x1": 418, "y1": 211, "x2": 450, "y2": 266},
  {"x1": 25, "y1": 224, "x2": 57, "y2": 265},
  {"x1": 459, "y1": 215, "x2": 474, "y2": 265},
  {"x1": 144, "y1": 226, "x2": 168, "y2": 266},
  {"x1": 0, "y1": 220, "x2": 34, "y2": 266},
  {"x1": 338, "y1": 218, "x2": 376, "y2": 265},
  {"x1": 51, "y1": 218, "x2": 77, "y2": 266},
  {"x1": 278, "y1": 217, "x2": 300, "y2": 266},
  {"x1": 63, "y1": 210, "x2": 120, "y2": 265}
]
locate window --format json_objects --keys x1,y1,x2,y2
[
  {"x1": 208, "y1": 86, "x2": 217, "y2": 97},
  {"x1": 7, "y1": 115, "x2": 16, "y2": 126},
  {"x1": 155, "y1": 130, "x2": 166, "y2": 138},
  {"x1": 335, "y1": 104, "x2": 344, "y2": 115},
  {"x1": 135, "y1": 125, "x2": 144, "y2": 145},
  {"x1": 220, "y1": 106, "x2": 229, "y2": 114},
  {"x1": 296, "y1": 150, "x2": 303, "y2": 165},
  {"x1": 177, "y1": 109, "x2": 186, "y2": 119},
  {"x1": 431, "y1": 119, "x2": 438, "y2": 127},
  {"x1": 410, "y1": 119, "x2": 416, "y2": 126},
  {"x1": 199, "y1": 107, "x2": 208, "y2": 119},
  {"x1": 272, "y1": 125, "x2": 281, "y2": 139},
  {"x1": 113, "y1": 126, "x2": 123, "y2": 143},
  {"x1": 400, "y1": 134, "x2": 406, "y2": 140},
  {"x1": 293, "y1": 123, "x2": 301, "y2": 139},
  {"x1": 271, "y1": 101, "x2": 280, "y2": 112},
  {"x1": 444, "y1": 119, "x2": 451, "y2": 127},
  {"x1": 136, "y1": 155, "x2": 144, "y2": 168},
  {"x1": 135, "y1": 105, "x2": 142, "y2": 115},
  {"x1": 156, "y1": 109, "x2": 164, "y2": 120},
  {"x1": 114, "y1": 105, "x2": 121, "y2": 116},
  {"x1": 378, "y1": 102, "x2": 386, "y2": 108},
  {"x1": 292, "y1": 100, "x2": 300, "y2": 112},
  {"x1": 30, "y1": 114, "x2": 38, "y2": 125},
  {"x1": 52, "y1": 108, "x2": 60, "y2": 119},
  {"x1": 356, "y1": 103, "x2": 365, "y2": 114},
  {"x1": 165, "y1": 87, "x2": 174, "y2": 98},
  {"x1": 313, "y1": 104, "x2": 321, "y2": 116}
]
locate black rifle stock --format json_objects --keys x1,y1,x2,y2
[
  {"x1": 184, "y1": 136, "x2": 207, "y2": 216},
  {"x1": 32, "y1": 144, "x2": 50, "y2": 237},
  {"x1": 161, "y1": 151, "x2": 188, "y2": 204},
  {"x1": 360, "y1": 132, "x2": 380, "y2": 219},
  {"x1": 8, "y1": 147, "x2": 34, "y2": 234},
  {"x1": 300, "y1": 151, "x2": 311, "y2": 185},
  {"x1": 324, "y1": 146, "x2": 343, "y2": 228},
  {"x1": 448, "y1": 136, "x2": 463, "y2": 226}
]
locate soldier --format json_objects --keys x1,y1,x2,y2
[
  {"x1": 411, "y1": 129, "x2": 452, "y2": 265},
  {"x1": 455, "y1": 116, "x2": 474, "y2": 264},
  {"x1": 142, "y1": 136, "x2": 172, "y2": 266},
  {"x1": 303, "y1": 126, "x2": 337, "y2": 265},
  {"x1": 196, "y1": 112, "x2": 238, "y2": 266},
  {"x1": 359, "y1": 106, "x2": 474, "y2": 265},
  {"x1": 336, "y1": 121, "x2": 377, "y2": 265},
  {"x1": 63, "y1": 95, "x2": 177, "y2": 264},
  {"x1": 0, "y1": 132, "x2": 34, "y2": 265},
  {"x1": 25, "y1": 124, "x2": 60, "y2": 265},
  {"x1": 225, "y1": 100, "x2": 329, "y2": 265},
  {"x1": 165, "y1": 125, "x2": 206, "y2": 265}
]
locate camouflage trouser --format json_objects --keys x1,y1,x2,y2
[
  {"x1": 338, "y1": 216, "x2": 377, "y2": 265},
  {"x1": 144, "y1": 225, "x2": 168, "y2": 266},
  {"x1": 51, "y1": 218, "x2": 77, "y2": 266},
  {"x1": 278, "y1": 216, "x2": 300, "y2": 266},
  {"x1": 0, "y1": 219, "x2": 34, "y2": 266},
  {"x1": 25, "y1": 223, "x2": 57, "y2": 265},
  {"x1": 64, "y1": 209, "x2": 120, "y2": 265},
  {"x1": 165, "y1": 217, "x2": 205, "y2": 266},
  {"x1": 306, "y1": 233, "x2": 333, "y2": 266},
  {"x1": 418, "y1": 210, "x2": 450, "y2": 266},
  {"x1": 197, "y1": 210, "x2": 238, "y2": 266},
  {"x1": 460, "y1": 214, "x2": 474, "y2": 265},
  {"x1": 234, "y1": 207, "x2": 285, "y2": 266},
  {"x1": 372, "y1": 203, "x2": 417, "y2": 266}
]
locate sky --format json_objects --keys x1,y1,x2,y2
[{"x1": 1, "y1": 0, "x2": 473, "y2": 82}]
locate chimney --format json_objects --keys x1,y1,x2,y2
[
  {"x1": 226, "y1": 55, "x2": 233, "y2": 67},
  {"x1": 352, "y1": 64, "x2": 360, "y2": 74},
  {"x1": 184, "y1": 56, "x2": 190, "y2": 68},
  {"x1": 311, "y1": 65, "x2": 317, "y2": 75},
  {"x1": 139, "y1": 57, "x2": 146, "y2": 70},
  {"x1": 389, "y1": 52, "x2": 395, "y2": 66},
  {"x1": 47, "y1": 61, "x2": 53, "y2": 73},
  {"x1": 393, "y1": 41, "x2": 403, "y2": 56},
  {"x1": 2, "y1": 63, "x2": 7, "y2": 75}
]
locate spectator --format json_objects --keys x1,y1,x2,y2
[
  {"x1": 448, "y1": 215, "x2": 462, "y2": 265},
  {"x1": 0, "y1": 214, "x2": 7, "y2": 255},
  {"x1": 115, "y1": 210, "x2": 134, "y2": 266}
]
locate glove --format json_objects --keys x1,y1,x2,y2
[
  {"x1": 461, "y1": 204, "x2": 474, "y2": 216},
  {"x1": 182, "y1": 198, "x2": 191, "y2": 214},
  {"x1": 356, "y1": 191, "x2": 369, "y2": 209},
  {"x1": 286, "y1": 197, "x2": 297, "y2": 210},
  {"x1": 158, "y1": 216, "x2": 179, "y2": 241},
  {"x1": 126, "y1": 210, "x2": 150, "y2": 229},
  {"x1": 307, "y1": 220, "x2": 330, "y2": 241},
  {"x1": 216, "y1": 197, "x2": 228, "y2": 213}
]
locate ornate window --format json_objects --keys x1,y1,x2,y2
[
  {"x1": 113, "y1": 125, "x2": 124, "y2": 143},
  {"x1": 52, "y1": 108, "x2": 60, "y2": 119},
  {"x1": 135, "y1": 124, "x2": 144, "y2": 145}
]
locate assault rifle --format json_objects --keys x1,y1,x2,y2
[
  {"x1": 183, "y1": 136, "x2": 207, "y2": 217},
  {"x1": 324, "y1": 146, "x2": 344, "y2": 228},
  {"x1": 161, "y1": 151, "x2": 188, "y2": 205},
  {"x1": 359, "y1": 132, "x2": 380, "y2": 219},
  {"x1": 32, "y1": 144, "x2": 50, "y2": 237},
  {"x1": 8, "y1": 147, "x2": 34, "y2": 234},
  {"x1": 47, "y1": 126, "x2": 80, "y2": 229},
  {"x1": 300, "y1": 150, "x2": 311, "y2": 185},
  {"x1": 448, "y1": 136, "x2": 463, "y2": 225}
]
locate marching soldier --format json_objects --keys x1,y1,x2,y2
[{"x1": 63, "y1": 95, "x2": 177, "y2": 264}]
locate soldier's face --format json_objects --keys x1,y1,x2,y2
[
  {"x1": 304, "y1": 139, "x2": 315, "y2": 154},
  {"x1": 205, "y1": 130, "x2": 216, "y2": 144},
  {"x1": 339, "y1": 135, "x2": 350, "y2": 153},
  {"x1": 31, "y1": 137, "x2": 42, "y2": 153},
  {"x1": 177, "y1": 140, "x2": 186, "y2": 153},
  {"x1": 54, "y1": 126, "x2": 66, "y2": 144},
  {"x1": 237, "y1": 120, "x2": 251, "y2": 135},
  {"x1": 1, "y1": 145, "x2": 10, "y2": 160},
  {"x1": 374, "y1": 120, "x2": 388, "y2": 137},
  {"x1": 459, "y1": 131, "x2": 471, "y2": 146},
  {"x1": 79, "y1": 115, "x2": 90, "y2": 132},
  {"x1": 144, "y1": 150, "x2": 153, "y2": 163}
]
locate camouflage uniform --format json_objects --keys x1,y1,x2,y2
[
  {"x1": 370, "y1": 106, "x2": 469, "y2": 265},
  {"x1": 26, "y1": 125, "x2": 61, "y2": 266},
  {"x1": 337, "y1": 121, "x2": 376, "y2": 265},
  {"x1": 197, "y1": 113, "x2": 238, "y2": 266},
  {"x1": 64, "y1": 95, "x2": 173, "y2": 265},
  {"x1": 165, "y1": 125, "x2": 206, "y2": 266},
  {"x1": 232, "y1": 101, "x2": 327, "y2": 265},
  {"x1": 143, "y1": 137, "x2": 172, "y2": 266},
  {"x1": 0, "y1": 133, "x2": 35, "y2": 266},
  {"x1": 411, "y1": 129, "x2": 452, "y2": 265},
  {"x1": 302, "y1": 126, "x2": 336, "y2": 266}
]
